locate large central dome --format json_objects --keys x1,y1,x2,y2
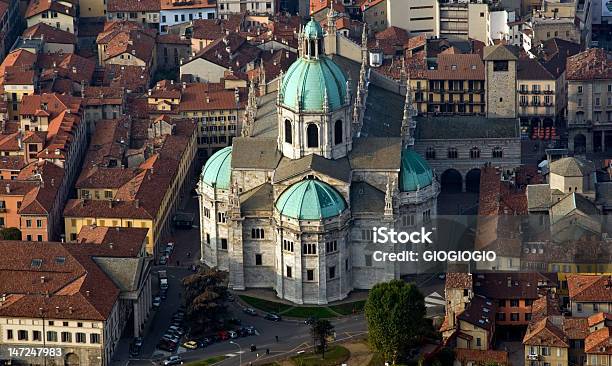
[{"x1": 279, "y1": 20, "x2": 348, "y2": 112}]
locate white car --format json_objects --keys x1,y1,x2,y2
[
  {"x1": 152, "y1": 296, "x2": 161, "y2": 308},
  {"x1": 163, "y1": 355, "x2": 183, "y2": 365}
]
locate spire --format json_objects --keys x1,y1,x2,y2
[
  {"x1": 242, "y1": 80, "x2": 256, "y2": 137},
  {"x1": 384, "y1": 175, "x2": 394, "y2": 219},
  {"x1": 345, "y1": 78, "x2": 351, "y2": 104},
  {"x1": 228, "y1": 181, "x2": 241, "y2": 217},
  {"x1": 277, "y1": 69, "x2": 284, "y2": 105},
  {"x1": 401, "y1": 78, "x2": 417, "y2": 148},
  {"x1": 361, "y1": 23, "x2": 368, "y2": 64},
  {"x1": 327, "y1": 1, "x2": 336, "y2": 32}
]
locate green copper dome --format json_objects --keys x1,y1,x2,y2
[
  {"x1": 400, "y1": 149, "x2": 434, "y2": 192},
  {"x1": 201, "y1": 146, "x2": 232, "y2": 189},
  {"x1": 276, "y1": 179, "x2": 346, "y2": 220},
  {"x1": 280, "y1": 57, "x2": 347, "y2": 112},
  {"x1": 303, "y1": 19, "x2": 324, "y2": 39}
]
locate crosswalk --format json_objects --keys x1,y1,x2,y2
[{"x1": 424, "y1": 291, "x2": 445, "y2": 308}]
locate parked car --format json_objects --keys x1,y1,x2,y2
[
  {"x1": 152, "y1": 296, "x2": 161, "y2": 308},
  {"x1": 182, "y1": 341, "x2": 198, "y2": 350},
  {"x1": 159, "y1": 255, "x2": 168, "y2": 265},
  {"x1": 243, "y1": 307, "x2": 257, "y2": 316},
  {"x1": 198, "y1": 337, "x2": 212, "y2": 348},
  {"x1": 217, "y1": 330, "x2": 229, "y2": 340},
  {"x1": 228, "y1": 330, "x2": 238, "y2": 339},
  {"x1": 264, "y1": 313, "x2": 281, "y2": 321},
  {"x1": 166, "y1": 242, "x2": 175, "y2": 253},
  {"x1": 305, "y1": 316, "x2": 317, "y2": 325},
  {"x1": 160, "y1": 290, "x2": 167, "y2": 300},
  {"x1": 245, "y1": 326, "x2": 256, "y2": 335},
  {"x1": 157, "y1": 340, "x2": 176, "y2": 352},
  {"x1": 163, "y1": 355, "x2": 183, "y2": 365}
]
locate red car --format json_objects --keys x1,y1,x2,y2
[{"x1": 217, "y1": 330, "x2": 229, "y2": 340}]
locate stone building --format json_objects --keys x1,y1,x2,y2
[
  {"x1": 484, "y1": 44, "x2": 519, "y2": 119},
  {"x1": 566, "y1": 48, "x2": 612, "y2": 155},
  {"x1": 197, "y1": 20, "x2": 440, "y2": 304}
]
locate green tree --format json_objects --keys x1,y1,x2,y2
[
  {"x1": 0, "y1": 227, "x2": 21, "y2": 240},
  {"x1": 182, "y1": 268, "x2": 228, "y2": 335},
  {"x1": 365, "y1": 280, "x2": 433, "y2": 365},
  {"x1": 310, "y1": 319, "x2": 334, "y2": 358}
]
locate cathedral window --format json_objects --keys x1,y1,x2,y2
[
  {"x1": 284, "y1": 119, "x2": 292, "y2": 143},
  {"x1": 470, "y1": 147, "x2": 480, "y2": 159},
  {"x1": 325, "y1": 241, "x2": 338, "y2": 253},
  {"x1": 251, "y1": 228, "x2": 265, "y2": 239},
  {"x1": 282, "y1": 239, "x2": 294, "y2": 252},
  {"x1": 492, "y1": 147, "x2": 503, "y2": 158},
  {"x1": 303, "y1": 243, "x2": 317, "y2": 255},
  {"x1": 306, "y1": 124, "x2": 319, "y2": 148},
  {"x1": 306, "y1": 269, "x2": 314, "y2": 281},
  {"x1": 447, "y1": 147, "x2": 458, "y2": 159},
  {"x1": 334, "y1": 120, "x2": 343, "y2": 145},
  {"x1": 217, "y1": 212, "x2": 226, "y2": 223},
  {"x1": 328, "y1": 266, "x2": 336, "y2": 279},
  {"x1": 426, "y1": 147, "x2": 436, "y2": 159}
]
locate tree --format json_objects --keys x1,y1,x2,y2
[
  {"x1": 310, "y1": 319, "x2": 334, "y2": 358},
  {"x1": 365, "y1": 280, "x2": 434, "y2": 365},
  {"x1": 182, "y1": 268, "x2": 228, "y2": 335},
  {"x1": 0, "y1": 227, "x2": 21, "y2": 240}
]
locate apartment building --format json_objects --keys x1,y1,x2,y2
[
  {"x1": 0, "y1": 161, "x2": 65, "y2": 241},
  {"x1": 25, "y1": 0, "x2": 76, "y2": 33},
  {"x1": 81, "y1": 86, "x2": 126, "y2": 134},
  {"x1": 146, "y1": 78, "x2": 247, "y2": 159},
  {"x1": 216, "y1": 0, "x2": 276, "y2": 19},
  {"x1": 410, "y1": 53, "x2": 485, "y2": 116},
  {"x1": 531, "y1": 16, "x2": 581, "y2": 45},
  {"x1": 0, "y1": 49, "x2": 38, "y2": 120},
  {"x1": 361, "y1": 0, "x2": 387, "y2": 32},
  {"x1": 159, "y1": 0, "x2": 216, "y2": 33},
  {"x1": 180, "y1": 32, "x2": 260, "y2": 82},
  {"x1": 96, "y1": 21, "x2": 157, "y2": 71},
  {"x1": 386, "y1": 0, "x2": 439, "y2": 37},
  {"x1": 0, "y1": 0, "x2": 23, "y2": 61},
  {"x1": 64, "y1": 117, "x2": 197, "y2": 256},
  {"x1": 0, "y1": 234, "x2": 152, "y2": 365},
  {"x1": 567, "y1": 275, "x2": 612, "y2": 317},
  {"x1": 566, "y1": 48, "x2": 612, "y2": 154},
  {"x1": 585, "y1": 327, "x2": 612, "y2": 365},
  {"x1": 106, "y1": 0, "x2": 160, "y2": 28},
  {"x1": 439, "y1": 1, "x2": 490, "y2": 44}
]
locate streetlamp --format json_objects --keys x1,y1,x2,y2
[{"x1": 229, "y1": 340, "x2": 241, "y2": 365}]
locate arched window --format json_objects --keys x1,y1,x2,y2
[
  {"x1": 492, "y1": 147, "x2": 503, "y2": 158},
  {"x1": 426, "y1": 147, "x2": 436, "y2": 159},
  {"x1": 447, "y1": 147, "x2": 458, "y2": 159},
  {"x1": 470, "y1": 147, "x2": 480, "y2": 159},
  {"x1": 284, "y1": 119, "x2": 292, "y2": 144},
  {"x1": 334, "y1": 120, "x2": 343, "y2": 145},
  {"x1": 307, "y1": 124, "x2": 319, "y2": 148}
]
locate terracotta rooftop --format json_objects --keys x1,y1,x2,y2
[
  {"x1": 457, "y1": 294, "x2": 495, "y2": 332},
  {"x1": 38, "y1": 53, "x2": 96, "y2": 84},
  {"x1": 190, "y1": 32, "x2": 261, "y2": 71},
  {"x1": 588, "y1": 312, "x2": 612, "y2": 327},
  {"x1": 473, "y1": 272, "x2": 557, "y2": 300},
  {"x1": 445, "y1": 272, "x2": 473, "y2": 289},
  {"x1": 107, "y1": 0, "x2": 159, "y2": 12},
  {"x1": 566, "y1": 48, "x2": 612, "y2": 80},
  {"x1": 523, "y1": 317, "x2": 569, "y2": 347},
  {"x1": 455, "y1": 349, "x2": 508, "y2": 365},
  {"x1": 22, "y1": 22, "x2": 76, "y2": 44},
  {"x1": 160, "y1": 0, "x2": 214, "y2": 10},
  {"x1": 585, "y1": 327, "x2": 612, "y2": 354},
  {"x1": 103, "y1": 64, "x2": 150, "y2": 92},
  {"x1": 567, "y1": 275, "x2": 612, "y2": 302},
  {"x1": 310, "y1": 0, "x2": 344, "y2": 15},
  {"x1": 427, "y1": 53, "x2": 484, "y2": 81},
  {"x1": 26, "y1": 0, "x2": 75, "y2": 18},
  {"x1": 76, "y1": 225, "x2": 147, "y2": 257},
  {"x1": 178, "y1": 82, "x2": 247, "y2": 112}
]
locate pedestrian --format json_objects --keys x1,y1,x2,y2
[
  {"x1": 177, "y1": 260, "x2": 180, "y2": 266},
  {"x1": 266, "y1": 348, "x2": 270, "y2": 355},
  {"x1": 275, "y1": 335, "x2": 278, "y2": 342},
  {"x1": 187, "y1": 251, "x2": 191, "y2": 258}
]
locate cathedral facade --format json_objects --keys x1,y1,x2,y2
[{"x1": 197, "y1": 19, "x2": 440, "y2": 304}]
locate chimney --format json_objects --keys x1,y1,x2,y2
[
  {"x1": 108, "y1": 200, "x2": 113, "y2": 208},
  {"x1": 55, "y1": 306, "x2": 59, "y2": 313},
  {"x1": 40, "y1": 276, "x2": 46, "y2": 283},
  {"x1": 109, "y1": 243, "x2": 113, "y2": 250},
  {"x1": 86, "y1": 290, "x2": 90, "y2": 297},
  {"x1": 134, "y1": 199, "x2": 139, "y2": 208},
  {"x1": 72, "y1": 66, "x2": 76, "y2": 74},
  {"x1": 5, "y1": 184, "x2": 9, "y2": 193},
  {"x1": 68, "y1": 306, "x2": 73, "y2": 314}
]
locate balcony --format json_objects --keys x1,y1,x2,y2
[
  {"x1": 543, "y1": 90, "x2": 554, "y2": 94},
  {"x1": 526, "y1": 354, "x2": 541, "y2": 361},
  {"x1": 531, "y1": 90, "x2": 541, "y2": 94},
  {"x1": 0, "y1": 207, "x2": 6, "y2": 213},
  {"x1": 519, "y1": 89, "x2": 528, "y2": 94}
]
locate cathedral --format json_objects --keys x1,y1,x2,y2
[{"x1": 197, "y1": 19, "x2": 440, "y2": 304}]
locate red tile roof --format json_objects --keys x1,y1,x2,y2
[
  {"x1": 427, "y1": 54, "x2": 484, "y2": 81},
  {"x1": 566, "y1": 48, "x2": 612, "y2": 81},
  {"x1": 310, "y1": 0, "x2": 344, "y2": 15},
  {"x1": 0, "y1": 240, "x2": 125, "y2": 321},
  {"x1": 588, "y1": 312, "x2": 612, "y2": 327},
  {"x1": 22, "y1": 22, "x2": 76, "y2": 44},
  {"x1": 524, "y1": 317, "x2": 569, "y2": 347},
  {"x1": 26, "y1": 0, "x2": 75, "y2": 18},
  {"x1": 160, "y1": 0, "x2": 214, "y2": 10},
  {"x1": 585, "y1": 327, "x2": 612, "y2": 354},
  {"x1": 107, "y1": 0, "x2": 159, "y2": 12},
  {"x1": 178, "y1": 82, "x2": 247, "y2": 112},
  {"x1": 455, "y1": 349, "x2": 508, "y2": 365},
  {"x1": 191, "y1": 32, "x2": 261, "y2": 71},
  {"x1": 567, "y1": 275, "x2": 612, "y2": 302}
]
